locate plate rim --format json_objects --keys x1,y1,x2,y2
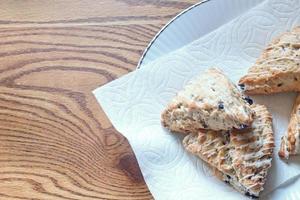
[{"x1": 136, "y1": 0, "x2": 210, "y2": 69}]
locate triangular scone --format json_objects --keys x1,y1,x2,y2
[
  {"x1": 183, "y1": 104, "x2": 274, "y2": 198},
  {"x1": 279, "y1": 94, "x2": 300, "y2": 159},
  {"x1": 239, "y1": 26, "x2": 300, "y2": 94},
  {"x1": 161, "y1": 68, "x2": 254, "y2": 132}
]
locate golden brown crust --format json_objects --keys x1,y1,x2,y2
[
  {"x1": 279, "y1": 94, "x2": 300, "y2": 159},
  {"x1": 239, "y1": 26, "x2": 300, "y2": 94},
  {"x1": 183, "y1": 104, "x2": 274, "y2": 197}
]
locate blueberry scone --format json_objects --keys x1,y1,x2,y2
[
  {"x1": 239, "y1": 26, "x2": 300, "y2": 94},
  {"x1": 161, "y1": 68, "x2": 254, "y2": 132},
  {"x1": 279, "y1": 94, "x2": 300, "y2": 159},
  {"x1": 183, "y1": 104, "x2": 274, "y2": 198}
]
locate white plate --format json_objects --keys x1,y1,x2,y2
[
  {"x1": 138, "y1": 0, "x2": 264, "y2": 68},
  {"x1": 136, "y1": 0, "x2": 300, "y2": 199}
]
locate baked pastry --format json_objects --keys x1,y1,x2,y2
[
  {"x1": 239, "y1": 26, "x2": 300, "y2": 94},
  {"x1": 183, "y1": 104, "x2": 274, "y2": 198},
  {"x1": 279, "y1": 94, "x2": 300, "y2": 159},
  {"x1": 161, "y1": 67, "x2": 254, "y2": 132}
]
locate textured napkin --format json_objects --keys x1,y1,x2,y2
[{"x1": 94, "y1": 0, "x2": 300, "y2": 199}]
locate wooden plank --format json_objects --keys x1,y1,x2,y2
[
  {"x1": 0, "y1": 0, "x2": 198, "y2": 199},
  {"x1": 0, "y1": 0, "x2": 196, "y2": 27}
]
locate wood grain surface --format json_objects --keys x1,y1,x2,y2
[{"x1": 0, "y1": 0, "x2": 198, "y2": 199}]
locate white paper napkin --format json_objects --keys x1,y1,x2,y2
[{"x1": 94, "y1": 0, "x2": 300, "y2": 199}]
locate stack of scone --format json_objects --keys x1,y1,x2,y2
[
  {"x1": 161, "y1": 26, "x2": 300, "y2": 198},
  {"x1": 161, "y1": 68, "x2": 274, "y2": 198}
]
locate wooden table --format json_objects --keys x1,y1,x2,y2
[{"x1": 0, "y1": 0, "x2": 198, "y2": 199}]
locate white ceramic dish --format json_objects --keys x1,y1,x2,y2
[
  {"x1": 136, "y1": 0, "x2": 300, "y2": 199},
  {"x1": 137, "y1": 0, "x2": 264, "y2": 68}
]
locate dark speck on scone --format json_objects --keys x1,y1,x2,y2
[
  {"x1": 239, "y1": 124, "x2": 248, "y2": 129},
  {"x1": 238, "y1": 83, "x2": 245, "y2": 90},
  {"x1": 245, "y1": 192, "x2": 258, "y2": 199},
  {"x1": 218, "y1": 101, "x2": 224, "y2": 110},
  {"x1": 244, "y1": 96, "x2": 253, "y2": 105}
]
